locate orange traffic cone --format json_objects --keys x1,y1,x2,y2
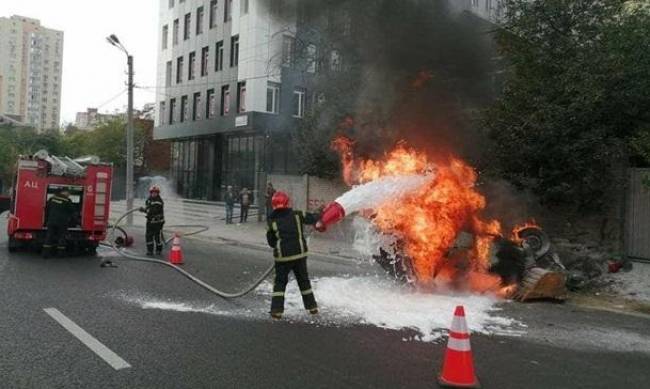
[
  {"x1": 168, "y1": 233, "x2": 184, "y2": 265},
  {"x1": 438, "y1": 305, "x2": 480, "y2": 388}
]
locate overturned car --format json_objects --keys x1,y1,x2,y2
[{"x1": 370, "y1": 224, "x2": 568, "y2": 301}]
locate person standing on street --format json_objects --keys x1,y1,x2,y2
[
  {"x1": 265, "y1": 182, "x2": 276, "y2": 219},
  {"x1": 266, "y1": 191, "x2": 321, "y2": 319},
  {"x1": 240, "y1": 187, "x2": 251, "y2": 223},
  {"x1": 140, "y1": 185, "x2": 165, "y2": 256},
  {"x1": 43, "y1": 188, "x2": 74, "y2": 258},
  {"x1": 224, "y1": 185, "x2": 235, "y2": 224}
]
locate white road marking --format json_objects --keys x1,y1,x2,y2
[{"x1": 43, "y1": 308, "x2": 131, "y2": 371}]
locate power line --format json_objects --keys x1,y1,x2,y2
[{"x1": 94, "y1": 89, "x2": 128, "y2": 110}]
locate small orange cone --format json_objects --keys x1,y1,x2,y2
[
  {"x1": 168, "y1": 233, "x2": 184, "y2": 265},
  {"x1": 438, "y1": 305, "x2": 480, "y2": 388}
]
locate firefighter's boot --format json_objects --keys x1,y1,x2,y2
[{"x1": 146, "y1": 242, "x2": 154, "y2": 256}]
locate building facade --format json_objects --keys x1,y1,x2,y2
[
  {"x1": 0, "y1": 15, "x2": 63, "y2": 131},
  {"x1": 155, "y1": 0, "x2": 307, "y2": 201}
]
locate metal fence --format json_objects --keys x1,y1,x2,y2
[{"x1": 626, "y1": 168, "x2": 650, "y2": 262}]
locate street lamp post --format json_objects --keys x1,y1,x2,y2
[{"x1": 107, "y1": 34, "x2": 135, "y2": 225}]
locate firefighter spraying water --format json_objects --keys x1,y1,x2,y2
[{"x1": 267, "y1": 191, "x2": 321, "y2": 319}]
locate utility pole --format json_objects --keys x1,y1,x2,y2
[
  {"x1": 126, "y1": 54, "x2": 134, "y2": 225},
  {"x1": 106, "y1": 34, "x2": 135, "y2": 225}
]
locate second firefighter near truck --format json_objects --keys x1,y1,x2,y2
[
  {"x1": 266, "y1": 191, "x2": 321, "y2": 319},
  {"x1": 43, "y1": 188, "x2": 75, "y2": 258},
  {"x1": 140, "y1": 186, "x2": 165, "y2": 256}
]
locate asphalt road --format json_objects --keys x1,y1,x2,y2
[{"x1": 1, "y1": 223, "x2": 649, "y2": 388}]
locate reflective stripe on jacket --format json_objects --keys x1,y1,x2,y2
[
  {"x1": 145, "y1": 196, "x2": 165, "y2": 223},
  {"x1": 266, "y1": 208, "x2": 320, "y2": 262}
]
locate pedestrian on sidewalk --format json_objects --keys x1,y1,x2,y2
[
  {"x1": 139, "y1": 185, "x2": 165, "y2": 256},
  {"x1": 266, "y1": 191, "x2": 321, "y2": 319},
  {"x1": 240, "y1": 187, "x2": 251, "y2": 223},
  {"x1": 224, "y1": 186, "x2": 235, "y2": 224},
  {"x1": 265, "y1": 182, "x2": 276, "y2": 219}
]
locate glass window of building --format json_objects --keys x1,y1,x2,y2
[
  {"x1": 159, "y1": 101, "x2": 166, "y2": 124},
  {"x1": 307, "y1": 44, "x2": 317, "y2": 73},
  {"x1": 225, "y1": 0, "x2": 232, "y2": 22},
  {"x1": 201, "y1": 47, "x2": 209, "y2": 76},
  {"x1": 293, "y1": 89, "x2": 305, "y2": 118},
  {"x1": 230, "y1": 35, "x2": 239, "y2": 67},
  {"x1": 176, "y1": 56, "x2": 184, "y2": 83},
  {"x1": 165, "y1": 61, "x2": 172, "y2": 87},
  {"x1": 221, "y1": 85, "x2": 230, "y2": 115},
  {"x1": 193, "y1": 92, "x2": 201, "y2": 120},
  {"x1": 215, "y1": 41, "x2": 224, "y2": 71},
  {"x1": 237, "y1": 82, "x2": 246, "y2": 113},
  {"x1": 184, "y1": 13, "x2": 191, "y2": 40},
  {"x1": 207, "y1": 89, "x2": 216, "y2": 118},
  {"x1": 266, "y1": 82, "x2": 280, "y2": 114},
  {"x1": 169, "y1": 98, "x2": 176, "y2": 124},
  {"x1": 173, "y1": 19, "x2": 179, "y2": 45},
  {"x1": 196, "y1": 6, "x2": 204, "y2": 35},
  {"x1": 162, "y1": 25, "x2": 169, "y2": 49},
  {"x1": 282, "y1": 35, "x2": 294, "y2": 67},
  {"x1": 181, "y1": 95, "x2": 188, "y2": 122},
  {"x1": 189, "y1": 51, "x2": 196, "y2": 80},
  {"x1": 210, "y1": 0, "x2": 218, "y2": 28}
]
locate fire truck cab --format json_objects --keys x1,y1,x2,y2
[{"x1": 6, "y1": 150, "x2": 113, "y2": 254}]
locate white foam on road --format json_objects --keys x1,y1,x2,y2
[
  {"x1": 120, "y1": 276, "x2": 522, "y2": 342},
  {"x1": 258, "y1": 276, "x2": 523, "y2": 342}
]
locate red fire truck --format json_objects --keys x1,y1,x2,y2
[{"x1": 6, "y1": 150, "x2": 113, "y2": 253}]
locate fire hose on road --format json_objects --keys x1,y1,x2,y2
[{"x1": 103, "y1": 208, "x2": 274, "y2": 299}]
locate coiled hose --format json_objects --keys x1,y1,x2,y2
[{"x1": 105, "y1": 208, "x2": 274, "y2": 298}]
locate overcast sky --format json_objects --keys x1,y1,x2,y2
[{"x1": 1, "y1": 0, "x2": 159, "y2": 124}]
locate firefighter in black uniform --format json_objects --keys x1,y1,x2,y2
[
  {"x1": 140, "y1": 185, "x2": 165, "y2": 256},
  {"x1": 43, "y1": 188, "x2": 74, "y2": 258},
  {"x1": 266, "y1": 191, "x2": 321, "y2": 319}
]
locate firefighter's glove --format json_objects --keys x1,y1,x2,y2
[{"x1": 138, "y1": 207, "x2": 146, "y2": 213}]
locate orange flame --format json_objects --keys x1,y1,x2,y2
[
  {"x1": 332, "y1": 136, "x2": 506, "y2": 293},
  {"x1": 511, "y1": 219, "x2": 540, "y2": 243}
]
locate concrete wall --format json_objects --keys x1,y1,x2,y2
[
  {"x1": 626, "y1": 168, "x2": 650, "y2": 261},
  {"x1": 267, "y1": 174, "x2": 348, "y2": 212}
]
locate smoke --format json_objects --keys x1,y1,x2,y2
[
  {"x1": 479, "y1": 179, "x2": 541, "y2": 232},
  {"x1": 293, "y1": 0, "x2": 497, "y2": 162}
]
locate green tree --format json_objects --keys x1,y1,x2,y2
[
  {"x1": 484, "y1": 0, "x2": 650, "y2": 208},
  {"x1": 0, "y1": 125, "x2": 66, "y2": 190},
  {"x1": 76, "y1": 119, "x2": 146, "y2": 167}
]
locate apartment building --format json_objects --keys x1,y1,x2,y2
[
  {"x1": 0, "y1": 15, "x2": 63, "y2": 131},
  {"x1": 155, "y1": 0, "x2": 306, "y2": 201}
]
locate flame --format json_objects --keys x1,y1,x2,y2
[
  {"x1": 333, "y1": 136, "x2": 507, "y2": 293},
  {"x1": 511, "y1": 219, "x2": 540, "y2": 243}
]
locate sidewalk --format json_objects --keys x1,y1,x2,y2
[{"x1": 109, "y1": 199, "x2": 360, "y2": 260}]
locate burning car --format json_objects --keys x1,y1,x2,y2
[{"x1": 317, "y1": 136, "x2": 568, "y2": 301}]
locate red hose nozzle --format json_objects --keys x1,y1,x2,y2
[{"x1": 315, "y1": 201, "x2": 346, "y2": 232}]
